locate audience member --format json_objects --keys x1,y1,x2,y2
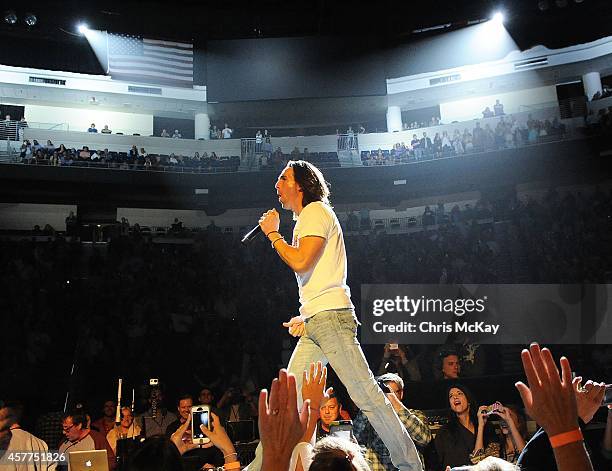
[
  {"x1": 58, "y1": 408, "x2": 115, "y2": 470},
  {"x1": 377, "y1": 344, "x2": 421, "y2": 382},
  {"x1": 101, "y1": 125, "x2": 112, "y2": 134},
  {"x1": 353, "y1": 373, "x2": 431, "y2": 470},
  {"x1": 164, "y1": 394, "x2": 193, "y2": 438},
  {"x1": 436, "y1": 350, "x2": 461, "y2": 380},
  {"x1": 91, "y1": 400, "x2": 117, "y2": 435},
  {"x1": 316, "y1": 394, "x2": 348, "y2": 441},
  {"x1": 106, "y1": 406, "x2": 141, "y2": 454},
  {"x1": 222, "y1": 124, "x2": 233, "y2": 139},
  {"x1": 160, "y1": 129, "x2": 170, "y2": 138},
  {"x1": 482, "y1": 108, "x2": 494, "y2": 119},
  {"x1": 87, "y1": 123, "x2": 98, "y2": 133},
  {"x1": 172, "y1": 130, "x2": 182, "y2": 139},
  {"x1": 217, "y1": 387, "x2": 257, "y2": 425},
  {"x1": 494, "y1": 404, "x2": 527, "y2": 463},
  {"x1": 494, "y1": 100, "x2": 505, "y2": 116},
  {"x1": 434, "y1": 384, "x2": 500, "y2": 468},
  {"x1": 516, "y1": 344, "x2": 604, "y2": 471},
  {"x1": 0, "y1": 400, "x2": 56, "y2": 471},
  {"x1": 138, "y1": 387, "x2": 177, "y2": 438}
]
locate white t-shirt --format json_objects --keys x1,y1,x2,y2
[
  {"x1": 292, "y1": 202, "x2": 353, "y2": 317},
  {"x1": 222, "y1": 127, "x2": 232, "y2": 139}
]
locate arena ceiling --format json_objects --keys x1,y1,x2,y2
[{"x1": 2, "y1": 0, "x2": 612, "y2": 49}]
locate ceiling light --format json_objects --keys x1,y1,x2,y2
[
  {"x1": 3, "y1": 10, "x2": 17, "y2": 25},
  {"x1": 24, "y1": 13, "x2": 37, "y2": 27}
]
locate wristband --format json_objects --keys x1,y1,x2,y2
[
  {"x1": 549, "y1": 428, "x2": 583, "y2": 448},
  {"x1": 271, "y1": 236, "x2": 284, "y2": 248},
  {"x1": 266, "y1": 230, "x2": 280, "y2": 238},
  {"x1": 223, "y1": 452, "x2": 237, "y2": 459},
  {"x1": 223, "y1": 462, "x2": 241, "y2": 470}
]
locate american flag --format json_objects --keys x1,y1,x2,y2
[{"x1": 107, "y1": 33, "x2": 193, "y2": 87}]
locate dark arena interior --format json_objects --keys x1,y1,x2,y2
[{"x1": 1, "y1": 1, "x2": 612, "y2": 470}]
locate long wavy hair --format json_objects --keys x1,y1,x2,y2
[
  {"x1": 445, "y1": 383, "x2": 497, "y2": 447},
  {"x1": 287, "y1": 160, "x2": 331, "y2": 207}
]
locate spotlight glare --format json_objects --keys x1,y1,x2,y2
[
  {"x1": 3, "y1": 10, "x2": 17, "y2": 25},
  {"x1": 492, "y1": 12, "x2": 504, "y2": 24},
  {"x1": 77, "y1": 23, "x2": 88, "y2": 34}
]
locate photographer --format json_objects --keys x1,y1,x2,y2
[
  {"x1": 169, "y1": 412, "x2": 230, "y2": 470},
  {"x1": 217, "y1": 387, "x2": 257, "y2": 425},
  {"x1": 491, "y1": 404, "x2": 527, "y2": 464},
  {"x1": 377, "y1": 343, "x2": 421, "y2": 382}
]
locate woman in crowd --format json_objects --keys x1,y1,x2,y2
[
  {"x1": 493, "y1": 404, "x2": 527, "y2": 464},
  {"x1": 434, "y1": 384, "x2": 500, "y2": 468}
]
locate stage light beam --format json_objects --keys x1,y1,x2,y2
[
  {"x1": 77, "y1": 23, "x2": 88, "y2": 34},
  {"x1": 492, "y1": 12, "x2": 505, "y2": 24}
]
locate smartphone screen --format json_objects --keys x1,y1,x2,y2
[
  {"x1": 192, "y1": 410, "x2": 209, "y2": 439},
  {"x1": 330, "y1": 420, "x2": 353, "y2": 441},
  {"x1": 331, "y1": 429, "x2": 352, "y2": 441},
  {"x1": 603, "y1": 384, "x2": 612, "y2": 406}
]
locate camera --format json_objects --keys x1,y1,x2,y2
[
  {"x1": 191, "y1": 405, "x2": 211, "y2": 445},
  {"x1": 483, "y1": 402, "x2": 503, "y2": 416},
  {"x1": 149, "y1": 378, "x2": 159, "y2": 386}
]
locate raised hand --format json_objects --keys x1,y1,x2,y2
[
  {"x1": 572, "y1": 377, "x2": 606, "y2": 424},
  {"x1": 515, "y1": 343, "x2": 578, "y2": 436},
  {"x1": 302, "y1": 361, "x2": 333, "y2": 411},
  {"x1": 259, "y1": 369, "x2": 310, "y2": 471}
]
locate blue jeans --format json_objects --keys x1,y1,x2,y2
[{"x1": 246, "y1": 309, "x2": 423, "y2": 471}]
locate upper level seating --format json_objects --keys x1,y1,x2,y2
[{"x1": 1, "y1": 105, "x2": 589, "y2": 174}]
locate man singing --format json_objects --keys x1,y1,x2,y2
[{"x1": 254, "y1": 160, "x2": 422, "y2": 470}]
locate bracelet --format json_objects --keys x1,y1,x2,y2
[
  {"x1": 271, "y1": 236, "x2": 284, "y2": 248},
  {"x1": 223, "y1": 452, "x2": 238, "y2": 459},
  {"x1": 265, "y1": 230, "x2": 280, "y2": 238},
  {"x1": 549, "y1": 428, "x2": 583, "y2": 448},
  {"x1": 223, "y1": 462, "x2": 241, "y2": 470}
]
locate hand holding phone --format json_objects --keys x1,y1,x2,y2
[
  {"x1": 191, "y1": 405, "x2": 211, "y2": 445},
  {"x1": 329, "y1": 420, "x2": 353, "y2": 442}
]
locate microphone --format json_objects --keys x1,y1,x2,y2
[
  {"x1": 241, "y1": 224, "x2": 263, "y2": 244},
  {"x1": 115, "y1": 378, "x2": 122, "y2": 426}
]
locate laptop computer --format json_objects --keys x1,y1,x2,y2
[{"x1": 67, "y1": 450, "x2": 109, "y2": 471}]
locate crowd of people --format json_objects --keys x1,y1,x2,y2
[
  {"x1": 1, "y1": 347, "x2": 610, "y2": 471},
  {"x1": 361, "y1": 114, "x2": 567, "y2": 166},
  {"x1": 3, "y1": 108, "x2": 588, "y2": 176},
  {"x1": 16, "y1": 140, "x2": 241, "y2": 172},
  {"x1": 1, "y1": 184, "x2": 611, "y2": 470}
]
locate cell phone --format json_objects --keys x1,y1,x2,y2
[
  {"x1": 329, "y1": 420, "x2": 353, "y2": 441},
  {"x1": 484, "y1": 402, "x2": 503, "y2": 416},
  {"x1": 149, "y1": 378, "x2": 159, "y2": 386},
  {"x1": 191, "y1": 405, "x2": 211, "y2": 445},
  {"x1": 377, "y1": 380, "x2": 392, "y2": 394},
  {"x1": 389, "y1": 343, "x2": 399, "y2": 350},
  {"x1": 602, "y1": 384, "x2": 612, "y2": 406}
]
